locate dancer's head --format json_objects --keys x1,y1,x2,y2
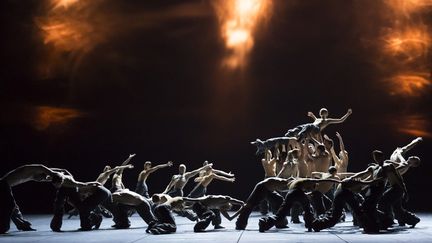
[
  {"x1": 179, "y1": 164, "x2": 186, "y2": 174},
  {"x1": 328, "y1": 166, "x2": 337, "y2": 175},
  {"x1": 407, "y1": 156, "x2": 421, "y2": 167},
  {"x1": 372, "y1": 150, "x2": 385, "y2": 165},
  {"x1": 144, "y1": 161, "x2": 152, "y2": 170},
  {"x1": 103, "y1": 165, "x2": 111, "y2": 172},
  {"x1": 319, "y1": 108, "x2": 328, "y2": 119}
]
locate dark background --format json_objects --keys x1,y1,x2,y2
[{"x1": 0, "y1": 0, "x2": 431, "y2": 213}]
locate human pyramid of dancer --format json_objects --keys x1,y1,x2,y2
[{"x1": 0, "y1": 108, "x2": 423, "y2": 235}]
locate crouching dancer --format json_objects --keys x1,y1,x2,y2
[
  {"x1": 258, "y1": 177, "x2": 341, "y2": 232},
  {"x1": 50, "y1": 169, "x2": 111, "y2": 232},
  {"x1": 185, "y1": 195, "x2": 243, "y2": 232},
  {"x1": 0, "y1": 164, "x2": 64, "y2": 234},
  {"x1": 234, "y1": 177, "x2": 295, "y2": 230}
]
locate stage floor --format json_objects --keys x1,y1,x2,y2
[{"x1": 1, "y1": 213, "x2": 432, "y2": 243}]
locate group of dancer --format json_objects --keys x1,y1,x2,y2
[{"x1": 0, "y1": 108, "x2": 423, "y2": 235}]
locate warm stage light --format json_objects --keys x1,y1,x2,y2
[
  {"x1": 387, "y1": 72, "x2": 431, "y2": 96},
  {"x1": 33, "y1": 106, "x2": 83, "y2": 130},
  {"x1": 213, "y1": 0, "x2": 272, "y2": 69}
]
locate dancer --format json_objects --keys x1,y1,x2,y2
[
  {"x1": 187, "y1": 164, "x2": 235, "y2": 229},
  {"x1": 327, "y1": 132, "x2": 349, "y2": 173},
  {"x1": 378, "y1": 156, "x2": 421, "y2": 227},
  {"x1": 1, "y1": 164, "x2": 65, "y2": 234},
  {"x1": 50, "y1": 169, "x2": 111, "y2": 232},
  {"x1": 136, "y1": 161, "x2": 173, "y2": 198},
  {"x1": 152, "y1": 194, "x2": 243, "y2": 232},
  {"x1": 285, "y1": 108, "x2": 352, "y2": 141},
  {"x1": 390, "y1": 137, "x2": 422, "y2": 163},
  {"x1": 312, "y1": 175, "x2": 383, "y2": 232},
  {"x1": 309, "y1": 166, "x2": 341, "y2": 217},
  {"x1": 234, "y1": 177, "x2": 295, "y2": 230},
  {"x1": 162, "y1": 163, "x2": 213, "y2": 197}
]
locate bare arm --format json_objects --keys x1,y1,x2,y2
[
  {"x1": 50, "y1": 168, "x2": 73, "y2": 176},
  {"x1": 211, "y1": 174, "x2": 235, "y2": 183},
  {"x1": 62, "y1": 175, "x2": 101, "y2": 188},
  {"x1": 329, "y1": 145, "x2": 341, "y2": 166},
  {"x1": 121, "y1": 154, "x2": 136, "y2": 166},
  {"x1": 223, "y1": 206, "x2": 244, "y2": 221},
  {"x1": 349, "y1": 167, "x2": 373, "y2": 180},
  {"x1": 327, "y1": 109, "x2": 352, "y2": 125},
  {"x1": 212, "y1": 169, "x2": 234, "y2": 177},
  {"x1": 311, "y1": 172, "x2": 325, "y2": 178},
  {"x1": 184, "y1": 164, "x2": 212, "y2": 180},
  {"x1": 147, "y1": 161, "x2": 173, "y2": 174},
  {"x1": 336, "y1": 132, "x2": 346, "y2": 153},
  {"x1": 163, "y1": 176, "x2": 176, "y2": 193},
  {"x1": 401, "y1": 137, "x2": 422, "y2": 154},
  {"x1": 307, "y1": 111, "x2": 317, "y2": 121}
]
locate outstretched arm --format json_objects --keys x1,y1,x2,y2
[
  {"x1": 400, "y1": 137, "x2": 422, "y2": 155},
  {"x1": 184, "y1": 164, "x2": 213, "y2": 180},
  {"x1": 62, "y1": 175, "x2": 101, "y2": 188},
  {"x1": 212, "y1": 169, "x2": 234, "y2": 177},
  {"x1": 211, "y1": 174, "x2": 235, "y2": 183},
  {"x1": 327, "y1": 109, "x2": 352, "y2": 125},
  {"x1": 147, "y1": 161, "x2": 173, "y2": 174},
  {"x1": 50, "y1": 168, "x2": 73, "y2": 176},
  {"x1": 96, "y1": 165, "x2": 133, "y2": 183},
  {"x1": 311, "y1": 172, "x2": 325, "y2": 178}
]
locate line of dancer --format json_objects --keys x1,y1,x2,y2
[{"x1": 0, "y1": 108, "x2": 423, "y2": 235}]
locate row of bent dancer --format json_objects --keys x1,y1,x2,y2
[
  {"x1": 0, "y1": 153, "x2": 242, "y2": 234},
  {"x1": 0, "y1": 108, "x2": 423, "y2": 235}
]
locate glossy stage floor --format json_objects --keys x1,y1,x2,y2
[{"x1": 1, "y1": 213, "x2": 431, "y2": 243}]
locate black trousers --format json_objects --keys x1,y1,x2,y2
[
  {"x1": 53, "y1": 186, "x2": 111, "y2": 229},
  {"x1": 236, "y1": 182, "x2": 284, "y2": 229},
  {"x1": 377, "y1": 185, "x2": 419, "y2": 226},
  {"x1": 361, "y1": 184, "x2": 385, "y2": 232},
  {"x1": 274, "y1": 189, "x2": 314, "y2": 229},
  {"x1": 0, "y1": 180, "x2": 15, "y2": 234},
  {"x1": 135, "y1": 181, "x2": 150, "y2": 198},
  {"x1": 312, "y1": 188, "x2": 363, "y2": 231},
  {"x1": 310, "y1": 191, "x2": 333, "y2": 217}
]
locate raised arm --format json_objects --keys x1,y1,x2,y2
[
  {"x1": 327, "y1": 108, "x2": 352, "y2": 124},
  {"x1": 307, "y1": 111, "x2": 318, "y2": 121},
  {"x1": 335, "y1": 132, "x2": 346, "y2": 153},
  {"x1": 121, "y1": 153, "x2": 136, "y2": 166},
  {"x1": 402, "y1": 137, "x2": 422, "y2": 153}
]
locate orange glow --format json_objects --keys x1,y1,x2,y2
[
  {"x1": 53, "y1": 0, "x2": 80, "y2": 9},
  {"x1": 213, "y1": 0, "x2": 272, "y2": 69},
  {"x1": 380, "y1": 0, "x2": 432, "y2": 97},
  {"x1": 33, "y1": 106, "x2": 83, "y2": 130},
  {"x1": 386, "y1": 0, "x2": 432, "y2": 15},
  {"x1": 383, "y1": 25, "x2": 430, "y2": 62},
  {"x1": 387, "y1": 72, "x2": 431, "y2": 96},
  {"x1": 40, "y1": 20, "x2": 97, "y2": 52},
  {"x1": 396, "y1": 115, "x2": 432, "y2": 138}
]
